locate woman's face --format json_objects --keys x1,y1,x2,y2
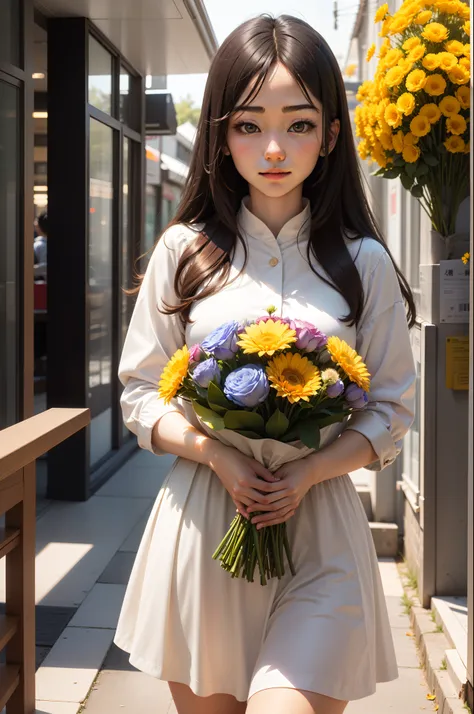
[{"x1": 226, "y1": 62, "x2": 339, "y2": 200}]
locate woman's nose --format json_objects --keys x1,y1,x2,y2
[{"x1": 264, "y1": 139, "x2": 286, "y2": 162}]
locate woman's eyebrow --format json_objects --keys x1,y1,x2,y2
[{"x1": 233, "y1": 103, "x2": 319, "y2": 114}]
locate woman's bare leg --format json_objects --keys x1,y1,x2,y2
[
  {"x1": 169, "y1": 682, "x2": 247, "y2": 714},
  {"x1": 246, "y1": 687, "x2": 348, "y2": 714}
]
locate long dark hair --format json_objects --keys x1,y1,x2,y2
[{"x1": 149, "y1": 14, "x2": 416, "y2": 327}]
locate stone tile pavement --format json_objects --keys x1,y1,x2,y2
[{"x1": 0, "y1": 447, "x2": 438, "y2": 713}]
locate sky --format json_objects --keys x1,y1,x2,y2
[{"x1": 166, "y1": 0, "x2": 360, "y2": 106}]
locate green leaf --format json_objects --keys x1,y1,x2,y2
[
  {"x1": 235, "y1": 429, "x2": 263, "y2": 439},
  {"x1": 298, "y1": 419, "x2": 321, "y2": 450},
  {"x1": 207, "y1": 381, "x2": 235, "y2": 414},
  {"x1": 315, "y1": 411, "x2": 349, "y2": 428},
  {"x1": 423, "y1": 153, "x2": 439, "y2": 167},
  {"x1": 405, "y1": 162, "x2": 417, "y2": 178},
  {"x1": 224, "y1": 410, "x2": 265, "y2": 433},
  {"x1": 192, "y1": 401, "x2": 225, "y2": 430},
  {"x1": 382, "y1": 168, "x2": 401, "y2": 180},
  {"x1": 400, "y1": 173, "x2": 414, "y2": 191},
  {"x1": 265, "y1": 408, "x2": 290, "y2": 439},
  {"x1": 416, "y1": 162, "x2": 429, "y2": 177},
  {"x1": 393, "y1": 157, "x2": 405, "y2": 167},
  {"x1": 411, "y1": 183, "x2": 424, "y2": 198}
]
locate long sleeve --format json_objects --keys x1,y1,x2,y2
[
  {"x1": 119, "y1": 224, "x2": 189, "y2": 454},
  {"x1": 345, "y1": 246, "x2": 416, "y2": 471}
]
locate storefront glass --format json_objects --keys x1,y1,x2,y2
[
  {"x1": 88, "y1": 36, "x2": 112, "y2": 114},
  {"x1": 0, "y1": 80, "x2": 19, "y2": 430},
  {"x1": 89, "y1": 118, "x2": 114, "y2": 464},
  {"x1": 0, "y1": 0, "x2": 20, "y2": 67}
]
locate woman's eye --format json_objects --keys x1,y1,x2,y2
[
  {"x1": 235, "y1": 122, "x2": 259, "y2": 134},
  {"x1": 289, "y1": 121, "x2": 315, "y2": 133}
]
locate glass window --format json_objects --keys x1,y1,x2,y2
[
  {"x1": 121, "y1": 138, "x2": 132, "y2": 439},
  {"x1": 88, "y1": 36, "x2": 112, "y2": 115},
  {"x1": 119, "y1": 65, "x2": 139, "y2": 129},
  {"x1": 89, "y1": 118, "x2": 114, "y2": 464},
  {"x1": 0, "y1": 81, "x2": 19, "y2": 429},
  {"x1": 0, "y1": 0, "x2": 20, "y2": 67},
  {"x1": 119, "y1": 66, "x2": 130, "y2": 124}
]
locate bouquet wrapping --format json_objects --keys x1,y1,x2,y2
[{"x1": 158, "y1": 308, "x2": 371, "y2": 585}]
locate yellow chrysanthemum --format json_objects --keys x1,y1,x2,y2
[
  {"x1": 390, "y1": 15, "x2": 411, "y2": 33},
  {"x1": 236, "y1": 319, "x2": 296, "y2": 357},
  {"x1": 384, "y1": 103, "x2": 403, "y2": 127},
  {"x1": 422, "y1": 53, "x2": 440, "y2": 71},
  {"x1": 462, "y1": 252, "x2": 470, "y2": 265},
  {"x1": 406, "y1": 68, "x2": 427, "y2": 91},
  {"x1": 463, "y1": 21, "x2": 470, "y2": 37},
  {"x1": 448, "y1": 65, "x2": 470, "y2": 84},
  {"x1": 385, "y1": 66, "x2": 406, "y2": 87},
  {"x1": 158, "y1": 346, "x2": 190, "y2": 404},
  {"x1": 379, "y1": 17, "x2": 393, "y2": 36},
  {"x1": 459, "y1": 57, "x2": 470, "y2": 70},
  {"x1": 422, "y1": 22, "x2": 449, "y2": 43},
  {"x1": 403, "y1": 36, "x2": 421, "y2": 51},
  {"x1": 398, "y1": 57, "x2": 414, "y2": 75},
  {"x1": 463, "y1": 44, "x2": 470, "y2": 58},
  {"x1": 266, "y1": 353, "x2": 321, "y2": 404},
  {"x1": 439, "y1": 96, "x2": 461, "y2": 117},
  {"x1": 455, "y1": 86, "x2": 470, "y2": 109},
  {"x1": 424, "y1": 73, "x2": 447, "y2": 96},
  {"x1": 410, "y1": 114, "x2": 431, "y2": 137},
  {"x1": 403, "y1": 144, "x2": 421, "y2": 162},
  {"x1": 408, "y1": 44, "x2": 426, "y2": 62},
  {"x1": 445, "y1": 40, "x2": 465, "y2": 57},
  {"x1": 385, "y1": 48, "x2": 404, "y2": 67},
  {"x1": 374, "y1": 3, "x2": 389, "y2": 23},
  {"x1": 366, "y1": 43, "x2": 376, "y2": 62},
  {"x1": 326, "y1": 337, "x2": 370, "y2": 392},
  {"x1": 444, "y1": 135, "x2": 466, "y2": 153},
  {"x1": 437, "y1": 52, "x2": 458, "y2": 72},
  {"x1": 379, "y1": 38, "x2": 391, "y2": 58},
  {"x1": 403, "y1": 132, "x2": 419, "y2": 146},
  {"x1": 446, "y1": 114, "x2": 468, "y2": 135},
  {"x1": 416, "y1": 9, "x2": 432, "y2": 24},
  {"x1": 379, "y1": 131, "x2": 394, "y2": 150},
  {"x1": 393, "y1": 130, "x2": 405, "y2": 153},
  {"x1": 397, "y1": 92, "x2": 416, "y2": 116},
  {"x1": 420, "y1": 103, "x2": 442, "y2": 123}
]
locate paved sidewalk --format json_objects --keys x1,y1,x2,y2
[{"x1": 0, "y1": 447, "x2": 436, "y2": 713}]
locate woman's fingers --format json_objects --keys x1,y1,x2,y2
[
  {"x1": 251, "y1": 460, "x2": 279, "y2": 483},
  {"x1": 246, "y1": 492, "x2": 291, "y2": 513},
  {"x1": 255, "y1": 507, "x2": 296, "y2": 529}
]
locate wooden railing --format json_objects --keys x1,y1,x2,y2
[{"x1": 0, "y1": 408, "x2": 90, "y2": 713}]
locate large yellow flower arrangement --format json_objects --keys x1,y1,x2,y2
[{"x1": 356, "y1": 0, "x2": 470, "y2": 236}]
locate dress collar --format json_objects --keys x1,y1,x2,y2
[{"x1": 237, "y1": 196, "x2": 311, "y2": 246}]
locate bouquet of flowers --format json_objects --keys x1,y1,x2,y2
[
  {"x1": 355, "y1": 0, "x2": 470, "y2": 240},
  {"x1": 158, "y1": 308, "x2": 371, "y2": 585}
]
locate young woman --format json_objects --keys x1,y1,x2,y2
[{"x1": 114, "y1": 14, "x2": 416, "y2": 714}]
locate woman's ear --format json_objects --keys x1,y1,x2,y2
[
  {"x1": 325, "y1": 118, "x2": 341, "y2": 156},
  {"x1": 223, "y1": 145, "x2": 231, "y2": 156}
]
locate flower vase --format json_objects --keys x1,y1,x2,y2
[{"x1": 429, "y1": 230, "x2": 470, "y2": 264}]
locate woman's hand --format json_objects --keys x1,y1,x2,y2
[
  {"x1": 204, "y1": 441, "x2": 282, "y2": 518},
  {"x1": 246, "y1": 455, "x2": 320, "y2": 528}
]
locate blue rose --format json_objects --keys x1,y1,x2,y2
[
  {"x1": 345, "y1": 383, "x2": 369, "y2": 409},
  {"x1": 224, "y1": 365, "x2": 270, "y2": 408},
  {"x1": 201, "y1": 320, "x2": 240, "y2": 360},
  {"x1": 192, "y1": 358, "x2": 221, "y2": 388}
]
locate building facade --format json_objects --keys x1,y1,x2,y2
[
  {"x1": 350, "y1": 0, "x2": 473, "y2": 705},
  {"x1": 0, "y1": 0, "x2": 217, "y2": 501}
]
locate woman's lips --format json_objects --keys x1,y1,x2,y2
[{"x1": 259, "y1": 171, "x2": 291, "y2": 180}]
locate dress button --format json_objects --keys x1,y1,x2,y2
[{"x1": 269, "y1": 257, "x2": 279, "y2": 267}]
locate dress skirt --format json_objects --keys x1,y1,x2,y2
[{"x1": 113, "y1": 451, "x2": 398, "y2": 703}]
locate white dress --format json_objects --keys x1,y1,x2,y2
[{"x1": 113, "y1": 198, "x2": 416, "y2": 702}]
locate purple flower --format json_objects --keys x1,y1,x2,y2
[
  {"x1": 345, "y1": 383, "x2": 369, "y2": 409},
  {"x1": 192, "y1": 358, "x2": 221, "y2": 388},
  {"x1": 189, "y1": 344, "x2": 205, "y2": 363},
  {"x1": 201, "y1": 321, "x2": 240, "y2": 360},
  {"x1": 224, "y1": 365, "x2": 270, "y2": 408},
  {"x1": 291, "y1": 319, "x2": 327, "y2": 352},
  {"x1": 326, "y1": 380, "x2": 345, "y2": 398}
]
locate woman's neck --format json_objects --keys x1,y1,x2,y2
[{"x1": 247, "y1": 187, "x2": 305, "y2": 237}]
